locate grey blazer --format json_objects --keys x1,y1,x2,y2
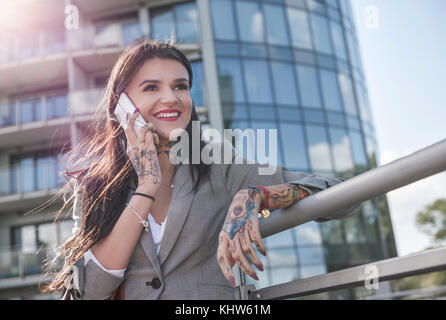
[{"x1": 68, "y1": 142, "x2": 360, "y2": 300}]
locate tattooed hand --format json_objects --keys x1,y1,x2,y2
[
  {"x1": 124, "y1": 112, "x2": 161, "y2": 190},
  {"x1": 217, "y1": 189, "x2": 266, "y2": 286},
  {"x1": 217, "y1": 183, "x2": 311, "y2": 286}
]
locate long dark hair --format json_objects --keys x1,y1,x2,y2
[{"x1": 41, "y1": 39, "x2": 211, "y2": 294}]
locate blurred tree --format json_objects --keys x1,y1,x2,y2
[{"x1": 416, "y1": 198, "x2": 446, "y2": 246}]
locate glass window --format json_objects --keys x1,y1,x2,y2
[
  {"x1": 338, "y1": 73, "x2": 357, "y2": 116},
  {"x1": 296, "y1": 65, "x2": 322, "y2": 109},
  {"x1": 243, "y1": 59, "x2": 273, "y2": 104},
  {"x1": 270, "y1": 267, "x2": 299, "y2": 285},
  {"x1": 214, "y1": 41, "x2": 239, "y2": 56},
  {"x1": 270, "y1": 62, "x2": 299, "y2": 105},
  {"x1": 300, "y1": 264, "x2": 326, "y2": 278},
  {"x1": 319, "y1": 69, "x2": 343, "y2": 112},
  {"x1": 190, "y1": 61, "x2": 205, "y2": 106},
  {"x1": 298, "y1": 245, "x2": 325, "y2": 264},
  {"x1": 280, "y1": 123, "x2": 309, "y2": 169},
  {"x1": 349, "y1": 130, "x2": 368, "y2": 170},
  {"x1": 343, "y1": 213, "x2": 367, "y2": 244},
  {"x1": 240, "y1": 43, "x2": 268, "y2": 58},
  {"x1": 346, "y1": 115, "x2": 360, "y2": 131},
  {"x1": 235, "y1": 1, "x2": 264, "y2": 43},
  {"x1": 268, "y1": 247, "x2": 298, "y2": 267},
  {"x1": 222, "y1": 103, "x2": 249, "y2": 120},
  {"x1": 305, "y1": 125, "x2": 333, "y2": 172},
  {"x1": 0, "y1": 102, "x2": 16, "y2": 127},
  {"x1": 48, "y1": 155, "x2": 58, "y2": 189},
  {"x1": 345, "y1": 30, "x2": 360, "y2": 69},
  {"x1": 286, "y1": 8, "x2": 312, "y2": 49},
  {"x1": 303, "y1": 109, "x2": 325, "y2": 124},
  {"x1": 320, "y1": 220, "x2": 343, "y2": 245},
  {"x1": 46, "y1": 94, "x2": 68, "y2": 119},
  {"x1": 361, "y1": 201, "x2": 378, "y2": 244},
  {"x1": 175, "y1": 2, "x2": 199, "y2": 43},
  {"x1": 249, "y1": 105, "x2": 276, "y2": 120},
  {"x1": 217, "y1": 58, "x2": 246, "y2": 103},
  {"x1": 306, "y1": 0, "x2": 326, "y2": 14},
  {"x1": 328, "y1": 127, "x2": 354, "y2": 173},
  {"x1": 326, "y1": 0, "x2": 339, "y2": 9},
  {"x1": 36, "y1": 157, "x2": 49, "y2": 190},
  {"x1": 277, "y1": 107, "x2": 301, "y2": 122},
  {"x1": 330, "y1": 21, "x2": 348, "y2": 61},
  {"x1": 45, "y1": 30, "x2": 66, "y2": 54},
  {"x1": 211, "y1": 0, "x2": 237, "y2": 40},
  {"x1": 20, "y1": 98, "x2": 42, "y2": 124},
  {"x1": 263, "y1": 4, "x2": 290, "y2": 46},
  {"x1": 20, "y1": 157, "x2": 35, "y2": 192},
  {"x1": 264, "y1": 229, "x2": 294, "y2": 249},
  {"x1": 121, "y1": 22, "x2": 142, "y2": 46},
  {"x1": 310, "y1": 14, "x2": 333, "y2": 55},
  {"x1": 268, "y1": 46, "x2": 293, "y2": 61},
  {"x1": 294, "y1": 50, "x2": 316, "y2": 65},
  {"x1": 151, "y1": 7, "x2": 175, "y2": 42},
  {"x1": 295, "y1": 221, "x2": 322, "y2": 246},
  {"x1": 317, "y1": 54, "x2": 336, "y2": 69},
  {"x1": 326, "y1": 111, "x2": 345, "y2": 127},
  {"x1": 250, "y1": 121, "x2": 282, "y2": 166}
]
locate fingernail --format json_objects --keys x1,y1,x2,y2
[
  {"x1": 252, "y1": 273, "x2": 259, "y2": 281},
  {"x1": 126, "y1": 113, "x2": 129, "y2": 121},
  {"x1": 228, "y1": 276, "x2": 235, "y2": 287},
  {"x1": 258, "y1": 265, "x2": 264, "y2": 272},
  {"x1": 133, "y1": 108, "x2": 139, "y2": 114}
]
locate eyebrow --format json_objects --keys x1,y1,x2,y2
[{"x1": 138, "y1": 78, "x2": 189, "y2": 87}]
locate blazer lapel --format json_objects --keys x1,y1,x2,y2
[{"x1": 158, "y1": 163, "x2": 197, "y2": 266}]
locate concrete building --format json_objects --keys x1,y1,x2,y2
[{"x1": 0, "y1": 0, "x2": 397, "y2": 299}]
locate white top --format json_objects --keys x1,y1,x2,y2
[{"x1": 83, "y1": 213, "x2": 167, "y2": 279}]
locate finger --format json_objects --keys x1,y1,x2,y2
[
  {"x1": 144, "y1": 129, "x2": 155, "y2": 147},
  {"x1": 241, "y1": 225, "x2": 264, "y2": 271},
  {"x1": 247, "y1": 219, "x2": 266, "y2": 256},
  {"x1": 145, "y1": 122, "x2": 157, "y2": 133},
  {"x1": 231, "y1": 233, "x2": 258, "y2": 281},
  {"x1": 152, "y1": 132, "x2": 160, "y2": 145},
  {"x1": 217, "y1": 233, "x2": 236, "y2": 286},
  {"x1": 137, "y1": 127, "x2": 148, "y2": 145},
  {"x1": 124, "y1": 112, "x2": 139, "y2": 146}
]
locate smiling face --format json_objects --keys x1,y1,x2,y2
[{"x1": 125, "y1": 57, "x2": 193, "y2": 145}]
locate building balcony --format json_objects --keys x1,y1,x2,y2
[
  {"x1": 0, "y1": 94, "x2": 71, "y2": 149},
  {"x1": 0, "y1": 159, "x2": 65, "y2": 212},
  {"x1": 0, "y1": 246, "x2": 54, "y2": 290}
]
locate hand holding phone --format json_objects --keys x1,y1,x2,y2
[{"x1": 113, "y1": 92, "x2": 148, "y2": 135}]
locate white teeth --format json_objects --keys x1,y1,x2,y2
[{"x1": 156, "y1": 112, "x2": 180, "y2": 118}]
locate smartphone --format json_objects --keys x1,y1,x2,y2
[{"x1": 113, "y1": 92, "x2": 147, "y2": 137}]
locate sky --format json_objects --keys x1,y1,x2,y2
[{"x1": 350, "y1": 0, "x2": 446, "y2": 256}]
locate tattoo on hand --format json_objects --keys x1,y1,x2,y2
[
  {"x1": 128, "y1": 147, "x2": 161, "y2": 185},
  {"x1": 222, "y1": 189, "x2": 259, "y2": 240}
]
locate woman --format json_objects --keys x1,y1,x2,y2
[{"x1": 42, "y1": 39, "x2": 359, "y2": 300}]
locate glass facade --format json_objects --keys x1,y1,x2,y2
[{"x1": 209, "y1": 0, "x2": 396, "y2": 296}]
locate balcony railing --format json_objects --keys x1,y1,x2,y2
[
  {"x1": 235, "y1": 138, "x2": 446, "y2": 300},
  {"x1": 0, "y1": 30, "x2": 65, "y2": 64},
  {"x1": 0, "y1": 159, "x2": 65, "y2": 196},
  {"x1": 0, "y1": 94, "x2": 68, "y2": 129},
  {"x1": 0, "y1": 246, "x2": 51, "y2": 280}
]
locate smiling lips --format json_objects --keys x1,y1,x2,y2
[{"x1": 153, "y1": 108, "x2": 182, "y2": 122}]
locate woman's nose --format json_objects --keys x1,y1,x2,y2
[{"x1": 160, "y1": 88, "x2": 179, "y2": 105}]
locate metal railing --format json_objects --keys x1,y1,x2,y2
[{"x1": 236, "y1": 138, "x2": 446, "y2": 300}]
